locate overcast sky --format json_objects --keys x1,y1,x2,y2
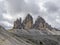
[{"x1": 0, "y1": 0, "x2": 60, "y2": 29}]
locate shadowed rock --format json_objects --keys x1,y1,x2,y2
[
  {"x1": 22, "y1": 14, "x2": 33, "y2": 30},
  {"x1": 33, "y1": 16, "x2": 53, "y2": 30},
  {"x1": 13, "y1": 13, "x2": 59, "y2": 31},
  {"x1": 13, "y1": 18, "x2": 22, "y2": 29},
  {"x1": 33, "y1": 16, "x2": 46, "y2": 30}
]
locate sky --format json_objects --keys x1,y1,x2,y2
[{"x1": 0, "y1": 0, "x2": 60, "y2": 29}]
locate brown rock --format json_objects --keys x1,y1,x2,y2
[
  {"x1": 22, "y1": 14, "x2": 33, "y2": 30},
  {"x1": 33, "y1": 16, "x2": 53, "y2": 30},
  {"x1": 33, "y1": 16, "x2": 46, "y2": 30},
  {"x1": 13, "y1": 14, "x2": 57, "y2": 31}
]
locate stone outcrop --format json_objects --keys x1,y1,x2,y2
[
  {"x1": 22, "y1": 14, "x2": 33, "y2": 30},
  {"x1": 33, "y1": 16, "x2": 46, "y2": 30},
  {"x1": 13, "y1": 13, "x2": 56, "y2": 30},
  {"x1": 33, "y1": 16, "x2": 53, "y2": 30},
  {"x1": 13, "y1": 18, "x2": 22, "y2": 29}
]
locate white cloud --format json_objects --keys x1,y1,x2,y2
[
  {"x1": 56, "y1": 19, "x2": 60, "y2": 24},
  {"x1": 0, "y1": 0, "x2": 3, "y2": 2},
  {"x1": 0, "y1": 21, "x2": 13, "y2": 29},
  {"x1": 2, "y1": 13, "x2": 13, "y2": 21},
  {"x1": 24, "y1": 0, "x2": 29, "y2": 3},
  {"x1": 0, "y1": 0, "x2": 60, "y2": 29}
]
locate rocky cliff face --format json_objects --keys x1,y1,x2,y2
[
  {"x1": 33, "y1": 16, "x2": 53, "y2": 30},
  {"x1": 22, "y1": 14, "x2": 33, "y2": 30},
  {"x1": 13, "y1": 14, "x2": 55, "y2": 30},
  {"x1": 13, "y1": 18, "x2": 22, "y2": 29},
  {"x1": 33, "y1": 16, "x2": 46, "y2": 30}
]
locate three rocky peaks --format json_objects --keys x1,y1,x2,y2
[{"x1": 13, "y1": 14, "x2": 53, "y2": 30}]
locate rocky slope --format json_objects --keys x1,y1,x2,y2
[
  {"x1": 1, "y1": 26, "x2": 60, "y2": 45},
  {"x1": 0, "y1": 23, "x2": 60, "y2": 45},
  {"x1": 9, "y1": 29, "x2": 60, "y2": 45},
  {"x1": 0, "y1": 26, "x2": 36, "y2": 45}
]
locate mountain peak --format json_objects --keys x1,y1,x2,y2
[
  {"x1": 13, "y1": 17, "x2": 22, "y2": 29},
  {"x1": 22, "y1": 14, "x2": 33, "y2": 29},
  {"x1": 36, "y1": 16, "x2": 45, "y2": 23},
  {"x1": 25, "y1": 14, "x2": 33, "y2": 20},
  {"x1": 13, "y1": 14, "x2": 58, "y2": 31},
  {"x1": 33, "y1": 16, "x2": 46, "y2": 30}
]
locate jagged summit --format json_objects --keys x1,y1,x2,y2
[
  {"x1": 22, "y1": 14, "x2": 33, "y2": 29},
  {"x1": 33, "y1": 16, "x2": 46, "y2": 30},
  {"x1": 26, "y1": 14, "x2": 33, "y2": 20},
  {"x1": 13, "y1": 14, "x2": 55, "y2": 30},
  {"x1": 35, "y1": 16, "x2": 45, "y2": 23},
  {"x1": 13, "y1": 18, "x2": 22, "y2": 29}
]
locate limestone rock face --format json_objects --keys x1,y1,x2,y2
[
  {"x1": 22, "y1": 14, "x2": 33, "y2": 30},
  {"x1": 33, "y1": 16, "x2": 53, "y2": 30},
  {"x1": 13, "y1": 18, "x2": 22, "y2": 29},
  {"x1": 13, "y1": 13, "x2": 57, "y2": 31},
  {"x1": 33, "y1": 16, "x2": 46, "y2": 30}
]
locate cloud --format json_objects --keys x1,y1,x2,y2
[
  {"x1": 0, "y1": 0, "x2": 60, "y2": 29},
  {"x1": 44, "y1": 1, "x2": 59, "y2": 13},
  {"x1": 4, "y1": 0, "x2": 41, "y2": 27},
  {"x1": 0, "y1": 1, "x2": 12, "y2": 29},
  {"x1": 39, "y1": 0, "x2": 60, "y2": 28},
  {"x1": 3, "y1": 13, "x2": 13, "y2": 21},
  {"x1": 0, "y1": 21, "x2": 13, "y2": 29},
  {"x1": 5, "y1": 0, "x2": 40, "y2": 15}
]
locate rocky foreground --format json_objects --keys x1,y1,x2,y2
[
  {"x1": 0, "y1": 24, "x2": 60, "y2": 45},
  {"x1": 0, "y1": 26, "x2": 60, "y2": 45},
  {"x1": 0, "y1": 26, "x2": 37, "y2": 45}
]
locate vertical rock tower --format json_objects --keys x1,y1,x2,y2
[
  {"x1": 33, "y1": 16, "x2": 46, "y2": 30},
  {"x1": 22, "y1": 14, "x2": 33, "y2": 30},
  {"x1": 13, "y1": 13, "x2": 53, "y2": 30},
  {"x1": 13, "y1": 18, "x2": 22, "y2": 29}
]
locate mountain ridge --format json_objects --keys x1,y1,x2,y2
[{"x1": 13, "y1": 13, "x2": 59, "y2": 31}]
